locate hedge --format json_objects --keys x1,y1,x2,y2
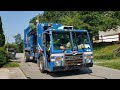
[{"x1": 0, "y1": 47, "x2": 9, "y2": 67}]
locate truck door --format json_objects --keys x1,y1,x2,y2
[
  {"x1": 42, "y1": 32, "x2": 50, "y2": 62},
  {"x1": 42, "y1": 33, "x2": 48, "y2": 69}
]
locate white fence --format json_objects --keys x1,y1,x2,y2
[{"x1": 93, "y1": 33, "x2": 120, "y2": 43}]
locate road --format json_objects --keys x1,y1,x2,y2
[{"x1": 17, "y1": 53, "x2": 120, "y2": 79}]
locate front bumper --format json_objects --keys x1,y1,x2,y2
[{"x1": 53, "y1": 63, "x2": 93, "y2": 72}]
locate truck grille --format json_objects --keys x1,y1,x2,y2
[{"x1": 64, "y1": 53, "x2": 83, "y2": 66}]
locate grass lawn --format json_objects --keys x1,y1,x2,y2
[
  {"x1": 3, "y1": 61, "x2": 19, "y2": 68},
  {"x1": 93, "y1": 44, "x2": 120, "y2": 70},
  {"x1": 93, "y1": 44, "x2": 120, "y2": 60},
  {"x1": 93, "y1": 58, "x2": 120, "y2": 70}
]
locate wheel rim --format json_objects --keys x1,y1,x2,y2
[{"x1": 40, "y1": 60, "x2": 43, "y2": 70}]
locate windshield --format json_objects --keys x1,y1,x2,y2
[
  {"x1": 52, "y1": 31, "x2": 72, "y2": 50},
  {"x1": 72, "y1": 31, "x2": 91, "y2": 50}
]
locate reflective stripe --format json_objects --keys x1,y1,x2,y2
[
  {"x1": 51, "y1": 53, "x2": 64, "y2": 56},
  {"x1": 84, "y1": 52, "x2": 92, "y2": 54},
  {"x1": 50, "y1": 54, "x2": 64, "y2": 61},
  {"x1": 51, "y1": 59, "x2": 55, "y2": 61}
]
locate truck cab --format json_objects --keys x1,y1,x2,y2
[{"x1": 24, "y1": 23, "x2": 93, "y2": 73}]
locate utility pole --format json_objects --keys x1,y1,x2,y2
[{"x1": 5, "y1": 36, "x2": 9, "y2": 52}]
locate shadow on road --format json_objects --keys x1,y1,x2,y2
[
  {"x1": 10, "y1": 57, "x2": 22, "y2": 63},
  {"x1": 48, "y1": 68, "x2": 92, "y2": 77},
  {"x1": 15, "y1": 57, "x2": 21, "y2": 60}
]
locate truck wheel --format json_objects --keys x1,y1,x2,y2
[
  {"x1": 25, "y1": 52, "x2": 30, "y2": 62},
  {"x1": 33, "y1": 57, "x2": 37, "y2": 63},
  {"x1": 37, "y1": 54, "x2": 46, "y2": 73}
]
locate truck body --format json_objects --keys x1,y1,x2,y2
[{"x1": 24, "y1": 23, "x2": 93, "y2": 73}]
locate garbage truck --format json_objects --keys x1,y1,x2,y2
[{"x1": 24, "y1": 22, "x2": 93, "y2": 73}]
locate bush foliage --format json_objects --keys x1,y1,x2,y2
[{"x1": 0, "y1": 47, "x2": 9, "y2": 67}]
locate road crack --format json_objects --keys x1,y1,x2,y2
[
  {"x1": 88, "y1": 74, "x2": 108, "y2": 79},
  {"x1": 19, "y1": 66, "x2": 28, "y2": 79}
]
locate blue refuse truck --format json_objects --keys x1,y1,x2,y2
[{"x1": 24, "y1": 22, "x2": 93, "y2": 73}]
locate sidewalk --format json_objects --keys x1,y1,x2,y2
[{"x1": 0, "y1": 67, "x2": 26, "y2": 79}]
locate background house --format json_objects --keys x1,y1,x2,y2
[{"x1": 93, "y1": 26, "x2": 120, "y2": 43}]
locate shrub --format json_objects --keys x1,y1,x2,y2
[
  {"x1": 0, "y1": 47, "x2": 9, "y2": 67},
  {"x1": 4, "y1": 43, "x2": 17, "y2": 51}
]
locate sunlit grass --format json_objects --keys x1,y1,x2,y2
[
  {"x1": 93, "y1": 44, "x2": 120, "y2": 60},
  {"x1": 3, "y1": 61, "x2": 19, "y2": 68},
  {"x1": 97, "y1": 61, "x2": 120, "y2": 70},
  {"x1": 93, "y1": 57, "x2": 120, "y2": 70}
]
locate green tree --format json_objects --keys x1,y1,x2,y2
[
  {"x1": 0, "y1": 16, "x2": 5, "y2": 47},
  {"x1": 30, "y1": 11, "x2": 120, "y2": 42},
  {"x1": 13, "y1": 34, "x2": 23, "y2": 53},
  {"x1": 79, "y1": 11, "x2": 119, "y2": 36}
]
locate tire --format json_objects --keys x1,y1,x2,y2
[
  {"x1": 25, "y1": 52, "x2": 30, "y2": 62},
  {"x1": 33, "y1": 57, "x2": 37, "y2": 63},
  {"x1": 37, "y1": 54, "x2": 46, "y2": 73}
]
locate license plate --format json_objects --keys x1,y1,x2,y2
[{"x1": 12, "y1": 52, "x2": 14, "y2": 54}]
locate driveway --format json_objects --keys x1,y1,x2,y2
[{"x1": 17, "y1": 53, "x2": 120, "y2": 79}]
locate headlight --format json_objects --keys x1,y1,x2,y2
[
  {"x1": 86, "y1": 55, "x2": 91, "y2": 63},
  {"x1": 55, "y1": 56, "x2": 62, "y2": 66},
  {"x1": 86, "y1": 58, "x2": 91, "y2": 63},
  {"x1": 86, "y1": 55, "x2": 91, "y2": 59},
  {"x1": 55, "y1": 61, "x2": 61, "y2": 66}
]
